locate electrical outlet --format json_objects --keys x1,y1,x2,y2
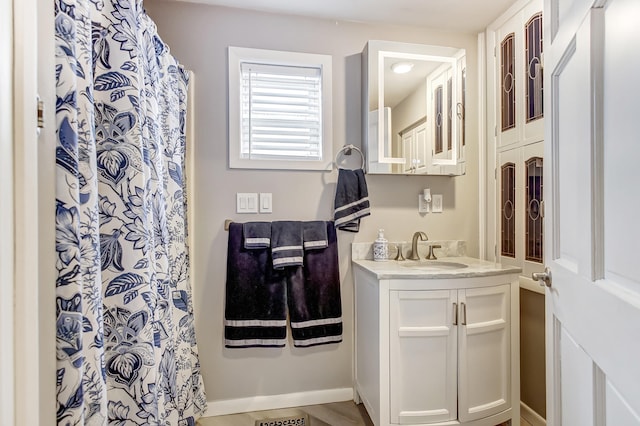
[
  {"x1": 432, "y1": 194, "x2": 443, "y2": 213},
  {"x1": 418, "y1": 194, "x2": 430, "y2": 213}
]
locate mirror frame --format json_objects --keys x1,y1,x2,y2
[{"x1": 363, "y1": 40, "x2": 466, "y2": 175}]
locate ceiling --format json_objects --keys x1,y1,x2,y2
[{"x1": 167, "y1": 0, "x2": 517, "y2": 33}]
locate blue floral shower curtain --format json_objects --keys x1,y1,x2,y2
[{"x1": 54, "y1": 0, "x2": 206, "y2": 424}]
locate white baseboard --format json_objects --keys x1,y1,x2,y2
[
  {"x1": 202, "y1": 387, "x2": 354, "y2": 418},
  {"x1": 521, "y1": 401, "x2": 546, "y2": 426}
]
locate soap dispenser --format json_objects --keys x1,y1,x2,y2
[{"x1": 373, "y1": 229, "x2": 389, "y2": 262}]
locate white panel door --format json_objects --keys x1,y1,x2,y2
[
  {"x1": 458, "y1": 285, "x2": 511, "y2": 422},
  {"x1": 544, "y1": 0, "x2": 640, "y2": 423},
  {"x1": 0, "y1": 0, "x2": 14, "y2": 424},
  {"x1": 389, "y1": 290, "x2": 457, "y2": 424}
]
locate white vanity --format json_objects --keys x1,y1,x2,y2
[{"x1": 352, "y1": 242, "x2": 521, "y2": 426}]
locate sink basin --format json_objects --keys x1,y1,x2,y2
[{"x1": 399, "y1": 260, "x2": 469, "y2": 271}]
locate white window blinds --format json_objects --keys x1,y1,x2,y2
[{"x1": 240, "y1": 62, "x2": 323, "y2": 161}]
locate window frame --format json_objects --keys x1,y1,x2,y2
[{"x1": 228, "y1": 46, "x2": 333, "y2": 171}]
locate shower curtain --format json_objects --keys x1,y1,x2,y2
[{"x1": 54, "y1": 0, "x2": 206, "y2": 424}]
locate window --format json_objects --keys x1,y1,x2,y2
[{"x1": 228, "y1": 47, "x2": 333, "y2": 170}]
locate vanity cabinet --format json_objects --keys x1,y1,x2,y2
[{"x1": 353, "y1": 262, "x2": 520, "y2": 426}]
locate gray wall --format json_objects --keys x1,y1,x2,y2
[{"x1": 145, "y1": 0, "x2": 480, "y2": 404}]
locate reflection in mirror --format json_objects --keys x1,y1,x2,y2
[{"x1": 362, "y1": 41, "x2": 467, "y2": 175}]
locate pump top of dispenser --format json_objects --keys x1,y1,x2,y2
[{"x1": 376, "y1": 229, "x2": 387, "y2": 242}]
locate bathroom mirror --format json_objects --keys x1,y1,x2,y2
[{"x1": 362, "y1": 40, "x2": 466, "y2": 175}]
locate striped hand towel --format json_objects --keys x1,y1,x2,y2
[{"x1": 333, "y1": 169, "x2": 370, "y2": 232}]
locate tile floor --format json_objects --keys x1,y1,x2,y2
[
  {"x1": 196, "y1": 401, "x2": 533, "y2": 425},
  {"x1": 197, "y1": 401, "x2": 372, "y2": 425}
]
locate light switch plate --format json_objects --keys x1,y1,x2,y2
[
  {"x1": 237, "y1": 193, "x2": 258, "y2": 213},
  {"x1": 259, "y1": 193, "x2": 272, "y2": 213},
  {"x1": 432, "y1": 194, "x2": 443, "y2": 213}
]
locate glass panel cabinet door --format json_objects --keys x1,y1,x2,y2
[
  {"x1": 525, "y1": 13, "x2": 544, "y2": 123},
  {"x1": 501, "y1": 162, "x2": 516, "y2": 258},
  {"x1": 525, "y1": 156, "x2": 543, "y2": 263},
  {"x1": 501, "y1": 33, "x2": 516, "y2": 133},
  {"x1": 522, "y1": 5, "x2": 545, "y2": 142}
]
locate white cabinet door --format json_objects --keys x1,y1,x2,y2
[
  {"x1": 400, "y1": 123, "x2": 427, "y2": 174},
  {"x1": 458, "y1": 285, "x2": 511, "y2": 422},
  {"x1": 401, "y1": 130, "x2": 414, "y2": 174},
  {"x1": 389, "y1": 290, "x2": 457, "y2": 424},
  {"x1": 544, "y1": 0, "x2": 640, "y2": 423},
  {"x1": 414, "y1": 123, "x2": 427, "y2": 174},
  {"x1": 390, "y1": 285, "x2": 511, "y2": 425}
]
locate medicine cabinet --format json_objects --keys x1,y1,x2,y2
[{"x1": 362, "y1": 40, "x2": 467, "y2": 175}]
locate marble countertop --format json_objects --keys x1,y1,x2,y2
[{"x1": 352, "y1": 256, "x2": 522, "y2": 279}]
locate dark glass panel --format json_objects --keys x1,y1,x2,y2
[
  {"x1": 435, "y1": 85, "x2": 443, "y2": 154},
  {"x1": 447, "y1": 77, "x2": 452, "y2": 151},
  {"x1": 501, "y1": 33, "x2": 516, "y2": 131},
  {"x1": 526, "y1": 13, "x2": 544, "y2": 122},
  {"x1": 501, "y1": 163, "x2": 516, "y2": 258},
  {"x1": 525, "y1": 157, "x2": 544, "y2": 262}
]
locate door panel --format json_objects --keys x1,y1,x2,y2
[
  {"x1": 551, "y1": 21, "x2": 592, "y2": 276},
  {"x1": 401, "y1": 131, "x2": 414, "y2": 174},
  {"x1": 0, "y1": 0, "x2": 14, "y2": 424},
  {"x1": 389, "y1": 290, "x2": 457, "y2": 424},
  {"x1": 606, "y1": 380, "x2": 640, "y2": 424},
  {"x1": 414, "y1": 123, "x2": 427, "y2": 173},
  {"x1": 545, "y1": 0, "x2": 640, "y2": 423},
  {"x1": 522, "y1": 1, "x2": 545, "y2": 142},
  {"x1": 458, "y1": 285, "x2": 510, "y2": 422},
  {"x1": 559, "y1": 326, "x2": 593, "y2": 426},
  {"x1": 522, "y1": 142, "x2": 544, "y2": 279},
  {"x1": 497, "y1": 148, "x2": 522, "y2": 271},
  {"x1": 603, "y1": 0, "x2": 640, "y2": 294}
]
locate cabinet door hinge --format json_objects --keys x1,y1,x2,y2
[{"x1": 37, "y1": 96, "x2": 45, "y2": 129}]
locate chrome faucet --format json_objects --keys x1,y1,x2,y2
[{"x1": 408, "y1": 231, "x2": 428, "y2": 260}]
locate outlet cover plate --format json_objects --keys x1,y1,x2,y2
[{"x1": 432, "y1": 194, "x2": 443, "y2": 213}]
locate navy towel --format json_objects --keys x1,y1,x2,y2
[
  {"x1": 303, "y1": 221, "x2": 328, "y2": 250},
  {"x1": 289, "y1": 222, "x2": 342, "y2": 347},
  {"x1": 225, "y1": 221, "x2": 342, "y2": 348},
  {"x1": 243, "y1": 221, "x2": 271, "y2": 249},
  {"x1": 333, "y1": 168, "x2": 370, "y2": 232},
  {"x1": 224, "y1": 222, "x2": 287, "y2": 348},
  {"x1": 271, "y1": 221, "x2": 304, "y2": 269}
]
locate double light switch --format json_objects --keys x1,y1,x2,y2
[{"x1": 236, "y1": 193, "x2": 272, "y2": 213}]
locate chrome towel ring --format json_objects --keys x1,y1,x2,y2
[{"x1": 335, "y1": 144, "x2": 365, "y2": 170}]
